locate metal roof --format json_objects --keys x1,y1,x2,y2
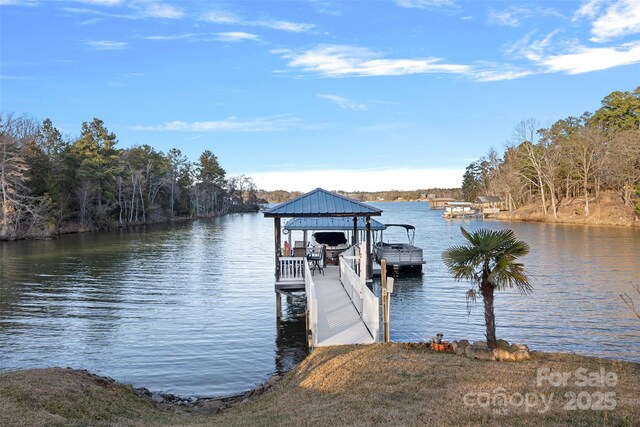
[
  {"x1": 284, "y1": 217, "x2": 386, "y2": 231},
  {"x1": 476, "y1": 196, "x2": 502, "y2": 203},
  {"x1": 263, "y1": 188, "x2": 382, "y2": 218}
]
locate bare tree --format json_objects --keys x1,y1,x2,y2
[
  {"x1": 513, "y1": 119, "x2": 548, "y2": 216},
  {"x1": 567, "y1": 127, "x2": 605, "y2": 216}
]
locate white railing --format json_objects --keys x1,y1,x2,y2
[
  {"x1": 339, "y1": 243, "x2": 380, "y2": 342},
  {"x1": 304, "y1": 260, "x2": 318, "y2": 347},
  {"x1": 279, "y1": 257, "x2": 305, "y2": 282}
]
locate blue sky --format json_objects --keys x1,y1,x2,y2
[{"x1": 1, "y1": 0, "x2": 639, "y2": 191}]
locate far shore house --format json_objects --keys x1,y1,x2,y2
[
  {"x1": 428, "y1": 197, "x2": 456, "y2": 210},
  {"x1": 475, "y1": 195, "x2": 502, "y2": 216},
  {"x1": 475, "y1": 195, "x2": 502, "y2": 208}
]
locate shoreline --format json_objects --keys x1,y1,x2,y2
[
  {"x1": 2, "y1": 345, "x2": 639, "y2": 426},
  {"x1": 0, "y1": 208, "x2": 260, "y2": 243}
]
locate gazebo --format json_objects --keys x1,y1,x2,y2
[{"x1": 263, "y1": 188, "x2": 383, "y2": 286}]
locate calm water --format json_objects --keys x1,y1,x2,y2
[{"x1": 1, "y1": 203, "x2": 639, "y2": 397}]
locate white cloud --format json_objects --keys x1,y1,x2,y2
[
  {"x1": 65, "y1": 1, "x2": 185, "y2": 20},
  {"x1": 201, "y1": 9, "x2": 314, "y2": 33},
  {"x1": 72, "y1": 0, "x2": 123, "y2": 6},
  {"x1": 503, "y1": 30, "x2": 560, "y2": 62},
  {"x1": 487, "y1": 5, "x2": 562, "y2": 27},
  {"x1": 144, "y1": 32, "x2": 259, "y2": 42},
  {"x1": 254, "y1": 19, "x2": 315, "y2": 33},
  {"x1": 574, "y1": 0, "x2": 605, "y2": 20},
  {"x1": 471, "y1": 64, "x2": 533, "y2": 82},
  {"x1": 393, "y1": 0, "x2": 456, "y2": 9},
  {"x1": 487, "y1": 7, "x2": 521, "y2": 27},
  {"x1": 540, "y1": 41, "x2": 640, "y2": 74},
  {"x1": 215, "y1": 32, "x2": 260, "y2": 42},
  {"x1": 588, "y1": 0, "x2": 640, "y2": 42},
  {"x1": 0, "y1": 0, "x2": 39, "y2": 5},
  {"x1": 277, "y1": 44, "x2": 471, "y2": 77},
  {"x1": 318, "y1": 94, "x2": 367, "y2": 110},
  {"x1": 86, "y1": 40, "x2": 127, "y2": 49},
  {"x1": 201, "y1": 10, "x2": 239, "y2": 24},
  {"x1": 141, "y1": 2, "x2": 184, "y2": 19},
  {"x1": 134, "y1": 115, "x2": 301, "y2": 132},
  {"x1": 144, "y1": 33, "x2": 198, "y2": 41},
  {"x1": 248, "y1": 168, "x2": 463, "y2": 192}
]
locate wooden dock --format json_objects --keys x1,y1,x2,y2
[{"x1": 313, "y1": 266, "x2": 376, "y2": 346}]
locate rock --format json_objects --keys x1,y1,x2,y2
[
  {"x1": 513, "y1": 350, "x2": 531, "y2": 361},
  {"x1": 496, "y1": 339, "x2": 510, "y2": 349},
  {"x1": 269, "y1": 375, "x2": 281, "y2": 383},
  {"x1": 465, "y1": 345, "x2": 495, "y2": 361},
  {"x1": 492, "y1": 348, "x2": 515, "y2": 361},
  {"x1": 151, "y1": 393, "x2": 164, "y2": 404},
  {"x1": 464, "y1": 345, "x2": 475, "y2": 358},
  {"x1": 458, "y1": 339, "x2": 470, "y2": 348},
  {"x1": 450, "y1": 341, "x2": 458, "y2": 353},
  {"x1": 189, "y1": 399, "x2": 225, "y2": 416},
  {"x1": 472, "y1": 340, "x2": 488, "y2": 349},
  {"x1": 473, "y1": 347, "x2": 496, "y2": 361},
  {"x1": 510, "y1": 343, "x2": 529, "y2": 352}
]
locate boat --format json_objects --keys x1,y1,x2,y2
[
  {"x1": 374, "y1": 224, "x2": 425, "y2": 271},
  {"x1": 443, "y1": 202, "x2": 476, "y2": 218}
]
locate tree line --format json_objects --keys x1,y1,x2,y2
[
  {"x1": 462, "y1": 87, "x2": 640, "y2": 219},
  {"x1": 0, "y1": 114, "x2": 259, "y2": 240}
]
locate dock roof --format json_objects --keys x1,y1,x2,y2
[
  {"x1": 284, "y1": 217, "x2": 386, "y2": 231},
  {"x1": 263, "y1": 188, "x2": 382, "y2": 218}
]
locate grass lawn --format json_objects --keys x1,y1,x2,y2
[{"x1": 1, "y1": 344, "x2": 638, "y2": 426}]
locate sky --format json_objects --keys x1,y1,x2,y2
[{"x1": 1, "y1": 0, "x2": 639, "y2": 192}]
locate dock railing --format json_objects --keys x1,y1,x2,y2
[
  {"x1": 279, "y1": 257, "x2": 306, "y2": 282},
  {"x1": 339, "y1": 243, "x2": 380, "y2": 341},
  {"x1": 304, "y1": 259, "x2": 318, "y2": 347}
]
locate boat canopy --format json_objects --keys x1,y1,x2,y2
[
  {"x1": 383, "y1": 224, "x2": 416, "y2": 231},
  {"x1": 381, "y1": 223, "x2": 417, "y2": 245},
  {"x1": 445, "y1": 202, "x2": 473, "y2": 207},
  {"x1": 284, "y1": 216, "x2": 386, "y2": 231}
]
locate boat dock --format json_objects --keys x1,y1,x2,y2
[
  {"x1": 274, "y1": 242, "x2": 380, "y2": 347},
  {"x1": 264, "y1": 188, "x2": 382, "y2": 347}
]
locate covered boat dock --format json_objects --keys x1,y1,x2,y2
[{"x1": 263, "y1": 188, "x2": 383, "y2": 347}]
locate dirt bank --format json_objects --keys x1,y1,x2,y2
[{"x1": 491, "y1": 193, "x2": 639, "y2": 228}]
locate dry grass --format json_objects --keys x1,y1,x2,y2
[
  {"x1": 494, "y1": 192, "x2": 639, "y2": 227},
  {"x1": 0, "y1": 368, "x2": 185, "y2": 427},
  {"x1": 213, "y1": 344, "x2": 640, "y2": 426},
  {"x1": 1, "y1": 346, "x2": 639, "y2": 426}
]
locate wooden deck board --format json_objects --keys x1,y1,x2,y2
[{"x1": 312, "y1": 266, "x2": 375, "y2": 347}]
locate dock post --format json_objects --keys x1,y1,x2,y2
[
  {"x1": 365, "y1": 216, "x2": 372, "y2": 281},
  {"x1": 274, "y1": 217, "x2": 281, "y2": 282},
  {"x1": 381, "y1": 259, "x2": 390, "y2": 343},
  {"x1": 276, "y1": 291, "x2": 281, "y2": 319}
]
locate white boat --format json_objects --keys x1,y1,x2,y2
[
  {"x1": 443, "y1": 202, "x2": 476, "y2": 218},
  {"x1": 374, "y1": 224, "x2": 425, "y2": 270}
]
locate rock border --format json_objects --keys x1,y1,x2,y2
[{"x1": 445, "y1": 339, "x2": 531, "y2": 362}]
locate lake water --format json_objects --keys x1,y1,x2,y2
[{"x1": 1, "y1": 202, "x2": 639, "y2": 397}]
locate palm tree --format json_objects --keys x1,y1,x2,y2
[{"x1": 443, "y1": 227, "x2": 532, "y2": 350}]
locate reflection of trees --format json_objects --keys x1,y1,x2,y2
[
  {"x1": 621, "y1": 284, "x2": 640, "y2": 320},
  {"x1": 275, "y1": 293, "x2": 308, "y2": 374}
]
